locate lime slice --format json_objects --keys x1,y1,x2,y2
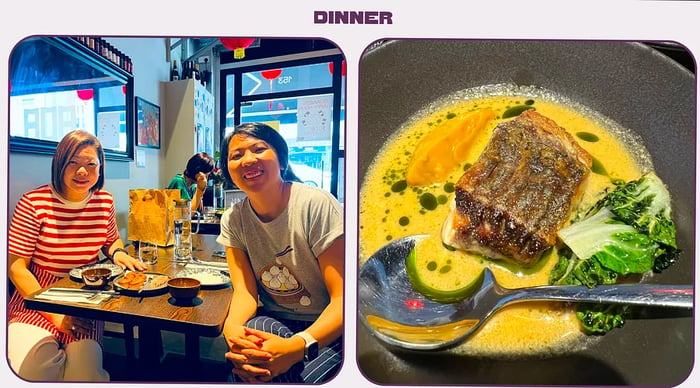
[{"x1": 405, "y1": 246, "x2": 484, "y2": 304}]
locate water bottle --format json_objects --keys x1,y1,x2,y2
[{"x1": 173, "y1": 199, "x2": 196, "y2": 261}]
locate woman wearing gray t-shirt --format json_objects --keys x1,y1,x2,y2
[{"x1": 216, "y1": 122, "x2": 344, "y2": 384}]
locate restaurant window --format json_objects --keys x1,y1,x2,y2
[
  {"x1": 220, "y1": 49, "x2": 345, "y2": 202},
  {"x1": 9, "y1": 36, "x2": 134, "y2": 161}
]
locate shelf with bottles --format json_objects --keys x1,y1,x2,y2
[
  {"x1": 175, "y1": 58, "x2": 211, "y2": 88},
  {"x1": 70, "y1": 36, "x2": 133, "y2": 74}
]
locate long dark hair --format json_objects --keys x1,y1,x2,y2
[
  {"x1": 220, "y1": 122, "x2": 301, "y2": 185},
  {"x1": 52, "y1": 130, "x2": 105, "y2": 195}
]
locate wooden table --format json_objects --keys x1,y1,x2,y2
[{"x1": 24, "y1": 233, "x2": 232, "y2": 366}]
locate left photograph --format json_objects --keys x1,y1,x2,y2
[{"x1": 6, "y1": 35, "x2": 346, "y2": 383}]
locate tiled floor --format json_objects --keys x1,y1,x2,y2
[{"x1": 103, "y1": 323, "x2": 231, "y2": 382}]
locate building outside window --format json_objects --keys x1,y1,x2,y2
[{"x1": 220, "y1": 45, "x2": 345, "y2": 203}]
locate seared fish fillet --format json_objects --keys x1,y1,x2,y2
[{"x1": 441, "y1": 110, "x2": 592, "y2": 266}]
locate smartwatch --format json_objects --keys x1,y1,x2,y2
[{"x1": 294, "y1": 331, "x2": 318, "y2": 361}]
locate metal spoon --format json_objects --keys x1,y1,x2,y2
[{"x1": 358, "y1": 234, "x2": 693, "y2": 351}]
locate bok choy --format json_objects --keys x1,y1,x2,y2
[{"x1": 551, "y1": 171, "x2": 680, "y2": 334}]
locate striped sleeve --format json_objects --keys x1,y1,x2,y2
[
  {"x1": 8, "y1": 188, "x2": 46, "y2": 258},
  {"x1": 96, "y1": 189, "x2": 121, "y2": 252}
]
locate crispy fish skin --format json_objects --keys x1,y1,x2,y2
[{"x1": 442, "y1": 110, "x2": 592, "y2": 266}]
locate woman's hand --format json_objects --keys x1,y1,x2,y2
[
  {"x1": 195, "y1": 172, "x2": 208, "y2": 193},
  {"x1": 225, "y1": 326, "x2": 273, "y2": 382},
  {"x1": 234, "y1": 328, "x2": 304, "y2": 381},
  {"x1": 46, "y1": 313, "x2": 92, "y2": 338},
  {"x1": 113, "y1": 251, "x2": 148, "y2": 272}
]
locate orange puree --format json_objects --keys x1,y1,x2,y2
[{"x1": 406, "y1": 109, "x2": 495, "y2": 186}]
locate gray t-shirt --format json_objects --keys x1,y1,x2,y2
[{"x1": 217, "y1": 182, "x2": 344, "y2": 321}]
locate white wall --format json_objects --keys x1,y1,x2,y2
[{"x1": 8, "y1": 37, "x2": 170, "y2": 239}]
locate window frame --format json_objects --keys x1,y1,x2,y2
[
  {"x1": 219, "y1": 53, "x2": 345, "y2": 199},
  {"x1": 8, "y1": 36, "x2": 135, "y2": 162}
]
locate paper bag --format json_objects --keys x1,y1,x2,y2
[{"x1": 127, "y1": 189, "x2": 181, "y2": 246}]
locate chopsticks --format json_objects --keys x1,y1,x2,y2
[
  {"x1": 45, "y1": 287, "x2": 118, "y2": 295},
  {"x1": 37, "y1": 288, "x2": 117, "y2": 304},
  {"x1": 190, "y1": 258, "x2": 228, "y2": 269}
]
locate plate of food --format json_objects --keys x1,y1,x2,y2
[
  {"x1": 358, "y1": 39, "x2": 694, "y2": 386},
  {"x1": 69, "y1": 263, "x2": 124, "y2": 281},
  {"x1": 175, "y1": 268, "x2": 230, "y2": 288},
  {"x1": 112, "y1": 271, "x2": 170, "y2": 295}
]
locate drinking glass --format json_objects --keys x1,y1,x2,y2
[
  {"x1": 203, "y1": 206, "x2": 215, "y2": 221},
  {"x1": 139, "y1": 241, "x2": 158, "y2": 265}
]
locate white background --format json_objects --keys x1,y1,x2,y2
[{"x1": 2, "y1": 0, "x2": 699, "y2": 387}]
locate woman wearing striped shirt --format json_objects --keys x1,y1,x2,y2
[{"x1": 7, "y1": 130, "x2": 147, "y2": 381}]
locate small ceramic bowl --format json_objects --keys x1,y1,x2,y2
[
  {"x1": 167, "y1": 277, "x2": 201, "y2": 301},
  {"x1": 81, "y1": 268, "x2": 112, "y2": 289}
]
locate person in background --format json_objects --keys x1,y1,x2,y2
[
  {"x1": 166, "y1": 152, "x2": 215, "y2": 213},
  {"x1": 7, "y1": 130, "x2": 147, "y2": 381},
  {"x1": 217, "y1": 123, "x2": 344, "y2": 384}
]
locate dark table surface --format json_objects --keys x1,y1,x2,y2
[{"x1": 24, "y1": 233, "x2": 232, "y2": 363}]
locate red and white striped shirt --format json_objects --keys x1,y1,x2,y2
[
  {"x1": 8, "y1": 184, "x2": 118, "y2": 343},
  {"x1": 8, "y1": 184, "x2": 120, "y2": 276}
]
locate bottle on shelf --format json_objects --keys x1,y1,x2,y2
[
  {"x1": 201, "y1": 57, "x2": 212, "y2": 87},
  {"x1": 171, "y1": 60, "x2": 180, "y2": 81},
  {"x1": 192, "y1": 63, "x2": 200, "y2": 82},
  {"x1": 181, "y1": 61, "x2": 190, "y2": 79}
]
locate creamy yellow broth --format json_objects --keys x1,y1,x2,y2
[{"x1": 359, "y1": 85, "x2": 652, "y2": 357}]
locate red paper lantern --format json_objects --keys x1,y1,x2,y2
[
  {"x1": 220, "y1": 38, "x2": 256, "y2": 60},
  {"x1": 261, "y1": 69, "x2": 283, "y2": 106},
  {"x1": 328, "y1": 60, "x2": 346, "y2": 76},
  {"x1": 261, "y1": 69, "x2": 282, "y2": 80},
  {"x1": 77, "y1": 89, "x2": 94, "y2": 101}
]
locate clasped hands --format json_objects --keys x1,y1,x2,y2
[{"x1": 225, "y1": 327, "x2": 301, "y2": 383}]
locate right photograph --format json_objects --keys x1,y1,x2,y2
[{"x1": 357, "y1": 39, "x2": 695, "y2": 386}]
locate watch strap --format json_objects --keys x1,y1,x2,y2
[
  {"x1": 294, "y1": 331, "x2": 318, "y2": 361},
  {"x1": 111, "y1": 247, "x2": 129, "y2": 261}
]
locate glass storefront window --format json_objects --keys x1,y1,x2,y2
[
  {"x1": 242, "y1": 63, "x2": 333, "y2": 96},
  {"x1": 222, "y1": 55, "x2": 345, "y2": 201}
]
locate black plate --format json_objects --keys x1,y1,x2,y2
[{"x1": 358, "y1": 39, "x2": 695, "y2": 386}]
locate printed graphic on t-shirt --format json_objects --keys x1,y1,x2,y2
[{"x1": 258, "y1": 246, "x2": 312, "y2": 307}]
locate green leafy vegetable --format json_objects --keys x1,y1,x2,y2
[
  {"x1": 577, "y1": 304, "x2": 626, "y2": 334},
  {"x1": 557, "y1": 208, "x2": 659, "y2": 276},
  {"x1": 551, "y1": 171, "x2": 679, "y2": 334},
  {"x1": 596, "y1": 171, "x2": 677, "y2": 248}
]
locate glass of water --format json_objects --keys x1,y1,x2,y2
[{"x1": 139, "y1": 241, "x2": 158, "y2": 265}]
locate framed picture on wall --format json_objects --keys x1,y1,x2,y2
[{"x1": 136, "y1": 96, "x2": 160, "y2": 148}]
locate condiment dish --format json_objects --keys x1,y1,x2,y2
[
  {"x1": 167, "y1": 277, "x2": 201, "y2": 301},
  {"x1": 81, "y1": 267, "x2": 112, "y2": 289}
]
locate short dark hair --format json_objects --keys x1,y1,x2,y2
[
  {"x1": 52, "y1": 130, "x2": 105, "y2": 195},
  {"x1": 183, "y1": 152, "x2": 215, "y2": 180},
  {"x1": 220, "y1": 122, "x2": 301, "y2": 185}
]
